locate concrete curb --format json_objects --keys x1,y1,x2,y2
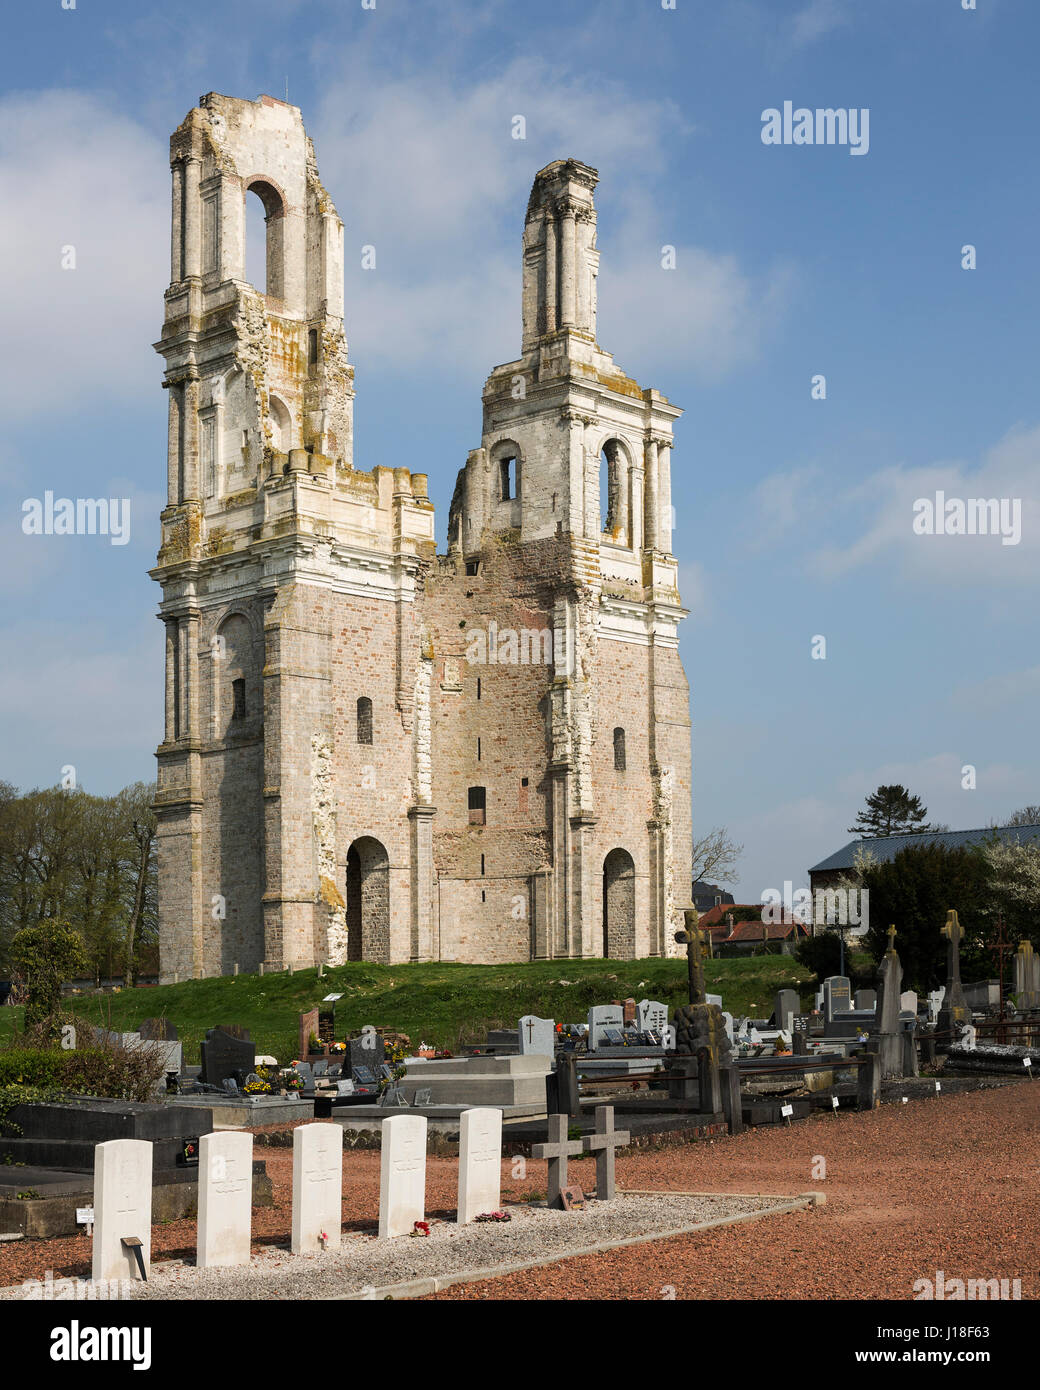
[{"x1": 331, "y1": 1192, "x2": 815, "y2": 1300}]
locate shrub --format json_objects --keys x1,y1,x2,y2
[
  {"x1": 9, "y1": 922, "x2": 89, "y2": 1034},
  {"x1": 0, "y1": 1040, "x2": 167, "y2": 1114}
]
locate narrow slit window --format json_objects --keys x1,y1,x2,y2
[
  {"x1": 308, "y1": 328, "x2": 319, "y2": 374},
  {"x1": 232, "y1": 678, "x2": 246, "y2": 720},
  {"x1": 357, "y1": 696, "x2": 373, "y2": 745},
  {"x1": 476, "y1": 677, "x2": 481, "y2": 700},
  {"x1": 499, "y1": 456, "x2": 517, "y2": 501},
  {"x1": 468, "y1": 785, "x2": 486, "y2": 826},
  {"x1": 613, "y1": 726, "x2": 626, "y2": 771}
]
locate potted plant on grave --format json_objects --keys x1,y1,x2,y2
[
  {"x1": 308, "y1": 1032, "x2": 323, "y2": 1057},
  {"x1": 283, "y1": 1069, "x2": 305, "y2": 1095}
]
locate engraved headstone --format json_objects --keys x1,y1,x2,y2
[
  {"x1": 200, "y1": 1027, "x2": 255, "y2": 1089},
  {"x1": 379, "y1": 1113, "x2": 428, "y2": 1238},
  {"x1": 854, "y1": 989, "x2": 877, "y2": 1013},
  {"x1": 636, "y1": 999, "x2": 669, "y2": 1035},
  {"x1": 92, "y1": 1139, "x2": 152, "y2": 1284},
  {"x1": 823, "y1": 976, "x2": 851, "y2": 1022},
  {"x1": 291, "y1": 1123, "x2": 343, "y2": 1254},
  {"x1": 139, "y1": 1018, "x2": 178, "y2": 1041},
  {"x1": 587, "y1": 1005, "x2": 624, "y2": 1050},
  {"x1": 773, "y1": 989, "x2": 799, "y2": 1033},
  {"x1": 457, "y1": 1107, "x2": 502, "y2": 1224},
  {"x1": 518, "y1": 1015, "x2": 556, "y2": 1057},
  {"x1": 198, "y1": 1130, "x2": 252, "y2": 1268}
]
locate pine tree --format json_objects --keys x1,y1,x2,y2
[{"x1": 848, "y1": 784, "x2": 932, "y2": 838}]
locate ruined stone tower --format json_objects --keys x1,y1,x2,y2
[{"x1": 152, "y1": 96, "x2": 691, "y2": 980}]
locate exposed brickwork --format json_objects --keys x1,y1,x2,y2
[{"x1": 152, "y1": 100, "x2": 693, "y2": 978}]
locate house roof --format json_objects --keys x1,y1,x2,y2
[
  {"x1": 697, "y1": 903, "x2": 761, "y2": 928},
  {"x1": 809, "y1": 823, "x2": 1040, "y2": 875},
  {"x1": 726, "y1": 919, "x2": 808, "y2": 942}
]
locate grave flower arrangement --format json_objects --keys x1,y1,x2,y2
[
  {"x1": 411, "y1": 1221, "x2": 430, "y2": 1237},
  {"x1": 244, "y1": 1065, "x2": 275, "y2": 1094},
  {"x1": 474, "y1": 1211, "x2": 511, "y2": 1223},
  {"x1": 283, "y1": 1069, "x2": 305, "y2": 1093},
  {"x1": 377, "y1": 1044, "x2": 408, "y2": 1094}
]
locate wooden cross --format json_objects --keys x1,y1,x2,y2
[
  {"x1": 582, "y1": 1105, "x2": 630, "y2": 1201},
  {"x1": 531, "y1": 1113, "x2": 583, "y2": 1208}
]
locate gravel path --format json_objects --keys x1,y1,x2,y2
[
  {"x1": 426, "y1": 1079, "x2": 1038, "y2": 1300},
  {"x1": 53, "y1": 1193, "x2": 791, "y2": 1301},
  {"x1": 0, "y1": 1080, "x2": 1032, "y2": 1300}
]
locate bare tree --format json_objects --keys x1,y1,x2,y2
[{"x1": 691, "y1": 827, "x2": 742, "y2": 886}]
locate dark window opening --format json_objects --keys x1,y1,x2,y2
[
  {"x1": 468, "y1": 785, "x2": 486, "y2": 826},
  {"x1": 476, "y1": 677, "x2": 481, "y2": 700},
  {"x1": 481, "y1": 890, "x2": 486, "y2": 902},
  {"x1": 477, "y1": 737, "x2": 481, "y2": 761},
  {"x1": 308, "y1": 328, "x2": 319, "y2": 374},
  {"x1": 499, "y1": 456, "x2": 517, "y2": 501},
  {"x1": 480, "y1": 854, "x2": 485, "y2": 876},
  {"x1": 613, "y1": 726, "x2": 626, "y2": 771},
  {"x1": 232, "y1": 678, "x2": 246, "y2": 720},
  {"x1": 521, "y1": 776, "x2": 529, "y2": 788},
  {"x1": 465, "y1": 559, "x2": 479, "y2": 577},
  {"x1": 357, "y1": 696, "x2": 373, "y2": 745}
]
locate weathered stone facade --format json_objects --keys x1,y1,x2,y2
[{"x1": 152, "y1": 94, "x2": 692, "y2": 979}]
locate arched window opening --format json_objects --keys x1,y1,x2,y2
[
  {"x1": 357, "y1": 696, "x2": 373, "y2": 745},
  {"x1": 269, "y1": 395, "x2": 291, "y2": 454},
  {"x1": 601, "y1": 440, "x2": 625, "y2": 538},
  {"x1": 244, "y1": 180, "x2": 285, "y2": 298},
  {"x1": 613, "y1": 726, "x2": 626, "y2": 771}
]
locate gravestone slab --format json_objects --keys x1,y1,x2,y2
[
  {"x1": 854, "y1": 989, "x2": 877, "y2": 1013},
  {"x1": 706, "y1": 993, "x2": 723, "y2": 1009},
  {"x1": 773, "y1": 989, "x2": 799, "y2": 1033},
  {"x1": 900, "y1": 990, "x2": 918, "y2": 1018},
  {"x1": 823, "y1": 976, "x2": 851, "y2": 1022},
  {"x1": 92, "y1": 1139, "x2": 152, "y2": 1284},
  {"x1": 518, "y1": 1015, "x2": 555, "y2": 1057},
  {"x1": 636, "y1": 1000, "x2": 669, "y2": 1035},
  {"x1": 457, "y1": 1107, "x2": 502, "y2": 1224},
  {"x1": 379, "y1": 1114, "x2": 428, "y2": 1238},
  {"x1": 200, "y1": 1028, "x2": 255, "y2": 1089},
  {"x1": 587, "y1": 1006, "x2": 624, "y2": 1050},
  {"x1": 299, "y1": 1009, "x2": 320, "y2": 1060},
  {"x1": 291, "y1": 1123, "x2": 343, "y2": 1254},
  {"x1": 198, "y1": 1131, "x2": 252, "y2": 1268}
]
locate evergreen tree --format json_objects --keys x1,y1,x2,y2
[{"x1": 848, "y1": 784, "x2": 932, "y2": 838}]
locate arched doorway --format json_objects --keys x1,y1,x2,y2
[
  {"x1": 602, "y1": 848, "x2": 635, "y2": 958},
  {"x1": 345, "y1": 837, "x2": 390, "y2": 962}
]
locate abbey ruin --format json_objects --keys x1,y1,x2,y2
[{"x1": 152, "y1": 93, "x2": 692, "y2": 979}]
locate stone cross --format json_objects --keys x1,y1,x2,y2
[
  {"x1": 581, "y1": 1105, "x2": 630, "y2": 1201},
  {"x1": 198, "y1": 1130, "x2": 253, "y2": 1268},
  {"x1": 886, "y1": 924, "x2": 898, "y2": 953},
  {"x1": 532, "y1": 1113, "x2": 583, "y2": 1208},
  {"x1": 674, "y1": 906, "x2": 706, "y2": 1006},
  {"x1": 941, "y1": 910, "x2": 963, "y2": 983},
  {"x1": 92, "y1": 1139, "x2": 153, "y2": 1284},
  {"x1": 938, "y1": 908, "x2": 969, "y2": 1031}
]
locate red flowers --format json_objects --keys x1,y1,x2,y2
[{"x1": 412, "y1": 1221, "x2": 430, "y2": 1237}]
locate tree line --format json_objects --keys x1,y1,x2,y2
[{"x1": 0, "y1": 780, "x2": 157, "y2": 987}]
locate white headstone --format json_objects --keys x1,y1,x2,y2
[
  {"x1": 721, "y1": 1011, "x2": 735, "y2": 1045},
  {"x1": 706, "y1": 993, "x2": 723, "y2": 1009},
  {"x1": 899, "y1": 990, "x2": 918, "y2": 1017},
  {"x1": 92, "y1": 1138, "x2": 152, "y2": 1284},
  {"x1": 379, "y1": 1113, "x2": 428, "y2": 1238},
  {"x1": 518, "y1": 1015, "x2": 555, "y2": 1056},
  {"x1": 636, "y1": 1000, "x2": 669, "y2": 1034},
  {"x1": 927, "y1": 987, "x2": 945, "y2": 1024},
  {"x1": 291, "y1": 1122, "x2": 343, "y2": 1254},
  {"x1": 198, "y1": 1131, "x2": 252, "y2": 1268},
  {"x1": 587, "y1": 1005, "x2": 624, "y2": 1050},
  {"x1": 457, "y1": 1107, "x2": 502, "y2": 1224}
]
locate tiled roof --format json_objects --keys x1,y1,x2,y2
[{"x1": 809, "y1": 823, "x2": 1040, "y2": 874}]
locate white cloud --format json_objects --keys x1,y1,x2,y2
[
  {"x1": 752, "y1": 423, "x2": 1040, "y2": 586},
  {"x1": 951, "y1": 665, "x2": 1040, "y2": 716},
  {"x1": 0, "y1": 91, "x2": 168, "y2": 421},
  {"x1": 787, "y1": 0, "x2": 853, "y2": 52}
]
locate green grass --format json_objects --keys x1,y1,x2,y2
[{"x1": 0, "y1": 955, "x2": 814, "y2": 1065}]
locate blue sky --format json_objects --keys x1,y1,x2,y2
[{"x1": 2, "y1": 0, "x2": 1038, "y2": 902}]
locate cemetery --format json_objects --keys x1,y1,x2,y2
[{"x1": 0, "y1": 903, "x2": 1036, "y2": 1300}]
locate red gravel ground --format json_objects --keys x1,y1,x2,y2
[{"x1": 1, "y1": 1082, "x2": 1035, "y2": 1299}]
